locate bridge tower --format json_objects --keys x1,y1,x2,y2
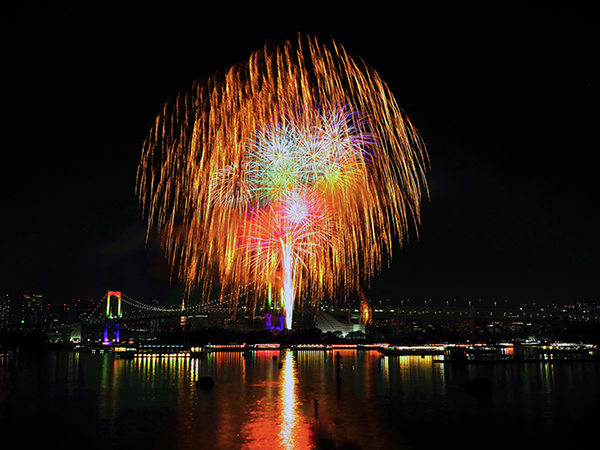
[
  {"x1": 180, "y1": 297, "x2": 186, "y2": 330},
  {"x1": 104, "y1": 291, "x2": 122, "y2": 343},
  {"x1": 106, "y1": 291, "x2": 122, "y2": 319}
]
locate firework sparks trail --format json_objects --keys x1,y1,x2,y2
[{"x1": 137, "y1": 35, "x2": 428, "y2": 330}]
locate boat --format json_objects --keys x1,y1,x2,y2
[
  {"x1": 378, "y1": 345, "x2": 445, "y2": 356},
  {"x1": 535, "y1": 343, "x2": 597, "y2": 354},
  {"x1": 465, "y1": 345, "x2": 498, "y2": 354}
]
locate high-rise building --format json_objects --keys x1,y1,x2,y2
[
  {"x1": 45, "y1": 303, "x2": 62, "y2": 325},
  {"x1": 73, "y1": 298, "x2": 96, "y2": 321},
  {"x1": 0, "y1": 293, "x2": 10, "y2": 330},
  {"x1": 22, "y1": 294, "x2": 44, "y2": 326}
]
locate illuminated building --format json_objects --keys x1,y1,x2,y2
[
  {"x1": 45, "y1": 303, "x2": 63, "y2": 324},
  {"x1": 21, "y1": 294, "x2": 43, "y2": 326},
  {"x1": 315, "y1": 309, "x2": 365, "y2": 336},
  {"x1": 0, "y1": 293, "x2": 10, "y2": 330},
  {"x1": 73, "y1": 298, "x2": 96, "y2": 321}
]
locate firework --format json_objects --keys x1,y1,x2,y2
[{"x1": 137, "y1": 35, "x2": 427, "y2": 329}]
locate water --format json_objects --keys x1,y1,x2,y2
[{"x1": 1, "y1": 349, "x2": 599, "y2": 449}]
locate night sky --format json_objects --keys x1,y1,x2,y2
[{"x1": 2, "y1": 4, "x2": 596, "y2": 309}]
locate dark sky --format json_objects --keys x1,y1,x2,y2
[{"x1": 1, "y1": 3, "x2": 596, "y2": 309}]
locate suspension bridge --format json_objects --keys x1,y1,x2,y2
[
  {"x1": 77, "y1": 289, "x2": 258, "y2": 342},
  {"x1": 63, "y1": 290, "x2": 600, "y2": 345},
  {"x1": 83, "y1": 291, "x2": 234, "y2": 324}
]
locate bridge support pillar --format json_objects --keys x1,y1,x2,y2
[
  {"x1": 103, "y1": 322, "x2": 121, "y2": 343},
  {"x1": 394, "y1": 312, "x2": 401, "y2": 338},
  {"x1": 470, "y1": 307, "x2": 476, "y2": 341}
]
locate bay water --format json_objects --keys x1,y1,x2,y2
[{"x1": 1, "y1": 349, "x2": 599, "y2": 449}]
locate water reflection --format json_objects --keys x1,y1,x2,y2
[
  {"x1": 379, "y1": 354, "x2": 445, "y2": 398},
  {"x1": 240, "y1": 349, "x2": 311, "y2": 449},
  {"x1": 3, "y1": 350, "x2": 600, "y2": 449}
]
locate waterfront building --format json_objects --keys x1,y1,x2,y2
[
  {"x1": 315, "y1": 309, "x2": 365, "y2": 336},
  {"x1": 21, "y1": 294, "x2": 44, "y2": 326},
  {"x1": 0, "y1": 293, "x2": 10, "y2": 330}
]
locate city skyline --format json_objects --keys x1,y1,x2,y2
[{"x1": 2, "y1": 4, "x2": 596, "y2": 309}]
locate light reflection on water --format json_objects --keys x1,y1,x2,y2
[
  {"x1": 1, "y1": 350, "x2": 600, "y2": 449},
  {"x1": 238, "y1": 350, "x2": 311, "y2": 449}
]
